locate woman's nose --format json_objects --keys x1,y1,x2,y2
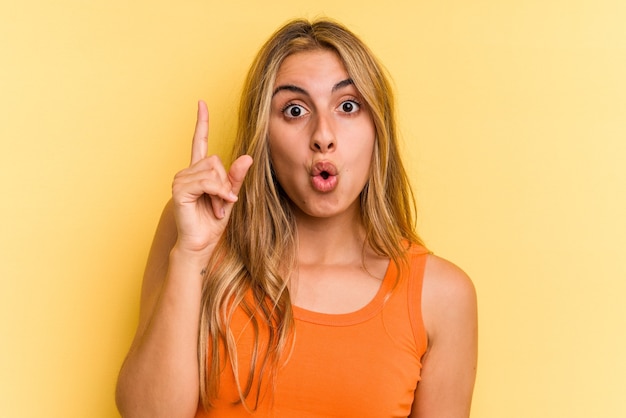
[{"x1": 310, "y1": 113, "x2": 336, "y2": 152}]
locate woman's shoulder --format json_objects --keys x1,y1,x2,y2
[
  {"x1": 402, "y1": 243, "x2": 475, "y2": 309},
  {"x1": 423, "y1": 253, "x2": 474, "y2": 294},
  {"x1": 421, "y1": 252, "x2": 477, "y2": 339}
]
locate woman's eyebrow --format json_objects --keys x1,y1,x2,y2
[
  {"x1": 332, "y1": 78, "x2": 354, "y2": 92},
  {"x1": 272, "y1": 78, "x2": 354, "y2": 97},
  {"x1": 272, "y1": 84, "x2": 307, "y2": 97}
]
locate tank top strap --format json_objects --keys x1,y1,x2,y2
[{"x1": 406, "y1": 245, "x2": 430, "y2": 358}]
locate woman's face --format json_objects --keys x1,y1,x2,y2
[{"x1": 268, "y1": 49, "x2": 376, "y2": 221}]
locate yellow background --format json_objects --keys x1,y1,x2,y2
[{"x1": 1, "y1": 0, "x2": 625, "y2": 417}]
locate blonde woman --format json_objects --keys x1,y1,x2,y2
[{"x1": 116, "y1": 19, "x2": 477, "y2": 418}]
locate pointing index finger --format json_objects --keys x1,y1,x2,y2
[{"x1": 190, "y1": 100, "x2": 209, "y2": 166}]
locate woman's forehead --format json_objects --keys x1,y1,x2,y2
[
  {"x1": 276, "y1": 50, "x2": 346, "y2": 79},
  {"x1": 273, "y1": 50, "x2": 353, "y2": 96}
]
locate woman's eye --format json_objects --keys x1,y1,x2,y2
[
  {"x1": 339, "y1": 100, "x2": 360, "y2": 114},
  {"x1": 283, "y1": 104, "x2": 308, "y2": 118}
]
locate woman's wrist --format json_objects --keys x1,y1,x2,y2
[{"x1": 169, "y1": 244, "x2": 214, "y2": 277}]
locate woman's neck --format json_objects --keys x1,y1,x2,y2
[{"x1": 294, "y1": 206, "x2": 367, "y2": 267}]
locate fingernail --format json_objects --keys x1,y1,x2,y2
[
  {"x1": 220, "y1": 208, "x2": 226, "y2": 218},
  {"x1": 228, "y1": 192, "x2": 238, "y2": 201}
]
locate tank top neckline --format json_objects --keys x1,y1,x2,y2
[{"x1": 291, "y1": 259, "x2": 397, "y2": 326}]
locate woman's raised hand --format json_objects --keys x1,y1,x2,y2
[{"x1": 171, "y1": 100, "x2": 253, "y2": 256}]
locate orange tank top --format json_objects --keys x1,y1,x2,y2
[{"x1": 196, "y1": 245, "x2": 429, "y2": 417}]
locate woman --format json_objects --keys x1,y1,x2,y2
[{"x1": 116, "y1": 18, "x2": 477, "y2": 418}]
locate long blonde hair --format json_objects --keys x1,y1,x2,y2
[{"x1": 198, "y1": 18, "x2": 423, "y2": 410}]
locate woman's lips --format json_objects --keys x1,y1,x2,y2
[{"x1": 311, "y1": 161, "x2": 338, "y2": 192}]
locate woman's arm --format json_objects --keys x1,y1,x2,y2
[
  {"x1": 411, "y1": 255, "x2": 478, "y2": 418},
  {"x1": 115, "y1": 200, "x2": 206, "y2": 418},
  {"x1": 115, "y1": 101, "x2": 252, "y2": 418}
]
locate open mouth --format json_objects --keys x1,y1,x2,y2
[
  {"x1": 311, "y1": 161, "x2": 337, "y2": 177},
  {"x1": 311, "y1": 162, "x2": 338, "y2": 192}
]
